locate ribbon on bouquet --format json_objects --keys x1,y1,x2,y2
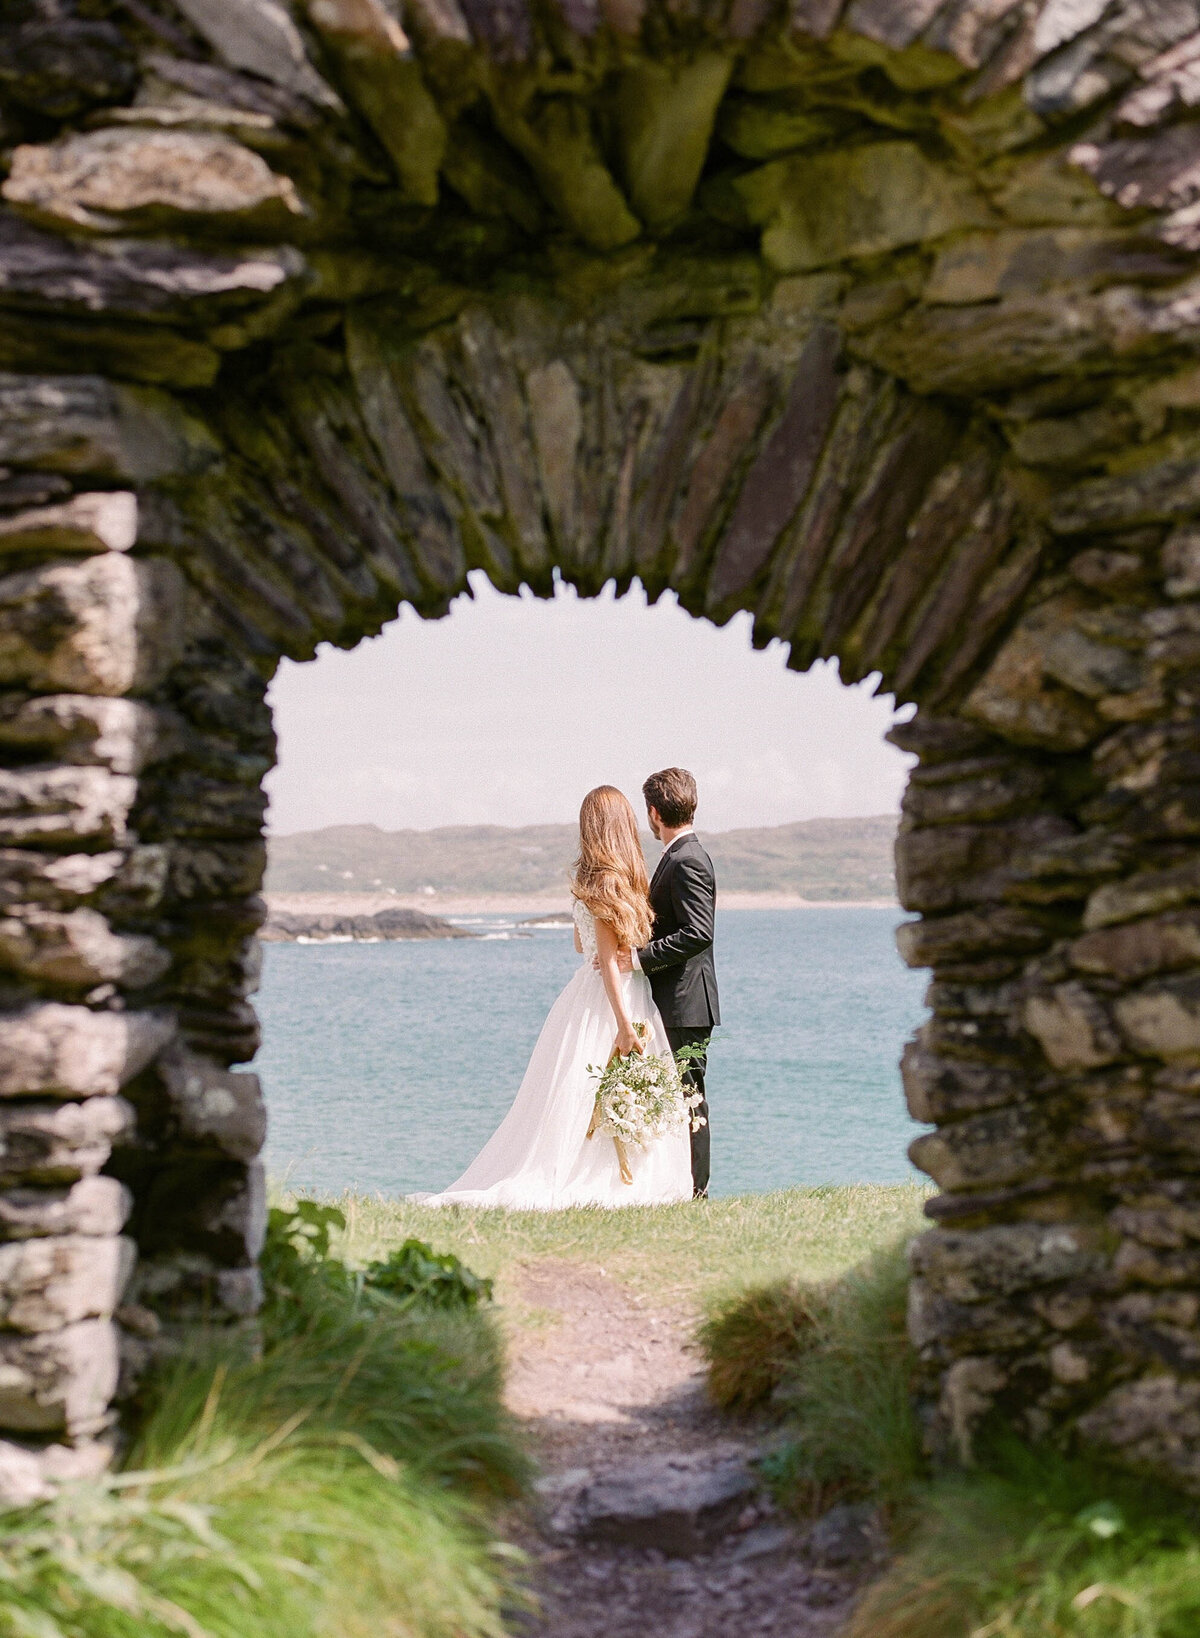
[
  {"x1": 585, "y1": 1100, "x2": 634, "y2": 1185},
  {"x1": 613, "y1": 1136, "x2": 633, "y2": 1186},
  {"x1": 587, "y1": 1031, "x2": 642, "y2": 1185}
]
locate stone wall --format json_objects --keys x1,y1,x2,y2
[{"x1": 6, "y1": 0, "x2": 1200, "y2": 1496}]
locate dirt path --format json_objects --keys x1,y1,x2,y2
[{"x1": 503, "y1": 1259, "x2": 879, "y2": 1638}]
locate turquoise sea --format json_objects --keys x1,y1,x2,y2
[{"x1": 255, "y1": 907, "x2": 931, "y2": 1199}]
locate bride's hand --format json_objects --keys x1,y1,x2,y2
[{"x1": 611, "y1": 1023, "x2": 644, "y2": 1061}]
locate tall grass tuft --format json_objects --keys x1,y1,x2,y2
[
  {"x1": 134, "y1": 1207, "x2": 528, "y2": 1503},
  {"x1": 769, "y1": 1238, "x2": 921, "y2": 1512},
  {"x1": 699, "y1": 1279, "x2": 824, "y2": 1412},
  {"x1": 701, "y1": 1237, "x2": 921, "y2": 1512},
  {"x1": 0, "y1": 1423, "x2": 518, "y2": 1638},
  {"x1": 0, "y1": 1208, "x2": 528, "y2": 1638}
]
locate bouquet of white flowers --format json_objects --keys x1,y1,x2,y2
[{"x1": 586, "y1": 1022, "x2": 706, "y2": 1185}]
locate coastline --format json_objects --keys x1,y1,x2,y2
[{"x1": 265, "y1": 890, "x2": 900, "y2": 917}]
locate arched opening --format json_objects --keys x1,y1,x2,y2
[{"x1": 254, "y1": 571, "x2": 926, "y2": 1199}]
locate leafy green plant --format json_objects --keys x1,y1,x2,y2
[
  {"x1": 362, "y1": 1240, "x2": 494, "y2": 1312},
  {"x1": 260, "y1": 1205, "x2": 494, "y2": 1332},
  {"x1": 258, "y1": 1201, "x2": 354, "y2": 1333},
  {"x1": 276, "y1": 1198, "x2": 346, "y2": 1260},
  {"x1": 175, "y1": 1203, "x2": 521, "y2": 1499}
]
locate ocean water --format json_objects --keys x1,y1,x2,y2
[{"x1": 254, "y1": 908, "x2": 931, "y2": 1199}]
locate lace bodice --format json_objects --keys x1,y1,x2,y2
[{"x1": 573, "y1": 899, "x2": 598, "y2": 963}]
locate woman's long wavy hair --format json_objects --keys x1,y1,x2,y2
[{"x1": 571, "y1": 786, "x2": 653, "y2": 951}]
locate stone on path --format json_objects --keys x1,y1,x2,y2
[
  {"x1": 808, "y1": 1503, "x2": 887, "y2": 1568},
  {"x1": 570, "y1": 1452, "x2": 759, "y2": 1556}
]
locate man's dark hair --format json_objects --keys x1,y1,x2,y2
[{"x1": 643, "y1": 767, "x2": 698, "y2": 828}]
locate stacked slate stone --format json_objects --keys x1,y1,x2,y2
[
  {"x1": 0, "y1": 374, "x2": 269, "y2": 1502},
  {"x1": 4, "y1": 0, "x2": 1200, "y2": 1498}
]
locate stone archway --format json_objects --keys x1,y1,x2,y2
[{"x1": 4, "y1": 0, "x2": 1200, "y2": 1499}]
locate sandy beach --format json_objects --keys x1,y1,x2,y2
[{"x1": 264, "y1": 891, "x2": 899, "y2": 918}]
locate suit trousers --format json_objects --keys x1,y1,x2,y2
[{"x1": 666, "y1": 1026, "x2": 711, "y2": 1198}]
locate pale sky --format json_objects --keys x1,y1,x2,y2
[{"x1": 265, "y1": 574, "x2": 913, "y2": 834}]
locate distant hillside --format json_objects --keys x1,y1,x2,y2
[{"x1": 265, "y1": 816, "x2": 898, "y2": 901}]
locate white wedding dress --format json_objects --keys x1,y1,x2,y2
[{"x1": 421, "y1": 901, "x2": 693, "y2": 1209}]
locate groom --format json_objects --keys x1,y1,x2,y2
[{"x1": 620, "y1": 768, "x2": 719, "y2": 1199}]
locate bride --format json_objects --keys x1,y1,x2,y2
[{"x1": 422, "y1": 785, "x2": 693, "y2": 1209}]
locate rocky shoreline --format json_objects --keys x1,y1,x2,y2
[{"x1": 260, "y1": 906, "x2": 475, "y2": 943}]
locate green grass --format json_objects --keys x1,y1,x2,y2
[
  {"x1": 700, "y1": 1278, "x2": 830, "y2": 1413},
  {"x1": 0, "y1": 1212, "x2": 527, "y2": 1638},
  {"x1": 702, "y1": 1238, "x2": 922, "y2": 1513},
  {"x1": 698, "y1": 1231, "x2": 1200, "y2": 1638},
  {"x1": 850, "y1": 1446, "x2": 1200, "y2": 1638},
  {"x1": 0, "y1": 1184, "x2": 944, "y2": 1637},
  {"x1": 319, "y1": 1183, "x2": 930, "y2": 1313},
  {"x1": 0, "y1": 1427, "x2": 519, "y2": 1638}
]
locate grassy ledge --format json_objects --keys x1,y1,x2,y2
[
  {"x1": 323, "y1": 1183, "x2": 932, "y2": 1312},
  {"x1": 700, "y1": 1239, "x2": 1200, "y2": 1638}
]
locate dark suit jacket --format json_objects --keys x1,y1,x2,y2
[{"x1": 637, "y1": 832, "x2": 720, "y2": 1030}]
